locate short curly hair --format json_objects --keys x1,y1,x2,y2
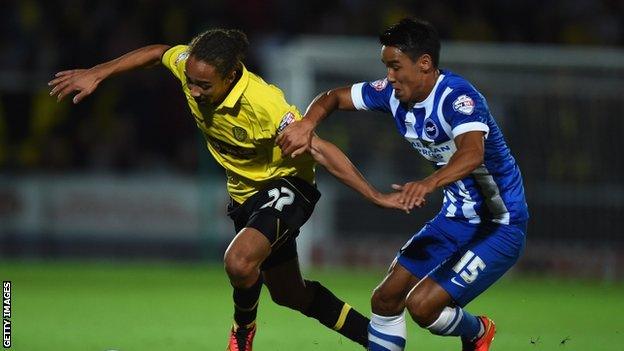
[{"x1": 189, "y1": 29, "x2": 249, "y2": 78}]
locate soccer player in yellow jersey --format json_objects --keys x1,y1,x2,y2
[{"x1": 49, "y1": 29, "x2": 408, "y2": 350}]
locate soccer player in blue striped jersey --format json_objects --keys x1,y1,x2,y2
[{"x1": 278, "y1": 18, "x2": 529, "y2": 351}]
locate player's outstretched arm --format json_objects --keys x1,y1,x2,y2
[
  {"x1": 309, "y1": 135, "x2": 409, "y2": 213},
  {"x1": 393, "y1": 131, "x2": 485, "y2": 209},
  {"x1": 277, "y1": 86, "x2": 355, "y2": 158},
  {"x1": 48, "y1": 44, "x2": 171, "y2": 104}
]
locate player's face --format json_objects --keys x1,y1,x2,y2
[
  {"x1": 185, "y1": 55, "x2": 236, "y2": 106},
  {"x1": 381, "y1": 45, "x2": 430, "y2": 104}
]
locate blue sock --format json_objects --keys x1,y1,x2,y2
[{"x1": 426, "y1": 306, "x2": 483, "y2": 341}]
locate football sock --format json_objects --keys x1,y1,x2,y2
[
  {"x1": 426, "y1": 306, "x2": 483, "y2": 341},
  {"x1": 368, "y1": 312, "x2": 407, "y2": 351},
  {"x1": 302, "y1": 280, "x2": 369, "y2": 347},
  {"x1": 232, "y1": 275, "x2": 263, "y2": 328}
]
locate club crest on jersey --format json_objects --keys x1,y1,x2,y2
[
  {"x1": 369, "y1": 78, "x2": 388, "y2": 91},
  {"x1": 424, "y1": 118, "x2": 439, "y2": 139},
  {"x1": 453, "y1": 94, "x2": 475, "y2": 115},
  {"x1": 277, "y1": 112, "x2": 296, "y2": 133},
  {"x1": 175, "y1": 51, "x2": 189, "y2": 65},
  {"x1": 232, "y1": 126, "x2": 248, "y2": 142}
]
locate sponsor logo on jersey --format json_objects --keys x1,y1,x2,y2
[
  {"x1": 277, "y1": 112, "x2": 296, "y2": 133},
  {"x1": 369, "y1": 78, "x2": 388, "y2": 91},
  {"x1": 408, "y1": 139, "x2": 455, "y2": 162},
  {"x1": 207, "y1": 136, "x2": 256, "y2": 159},
  {"x1": 175, "y1": 51, "x2": 189, "y2": 65},
  {"x1": 450, "y1": 277, "x2": 466, "y2": 288},
  {"x1": 452, "y1": 94, "x2": 475, "y2": 115},
  {"x1": 424, "y1": 118, "x2": 439, "y2": 139},
  {"x1": 232, "y1": 126, "x2": 248, "y2": 142}
]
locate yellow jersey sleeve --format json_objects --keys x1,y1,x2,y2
[
  {"x1": 253, "y1": 105, "x2": 300, "y2": 140},
  {"x1": 161, "y1": 45, "x2": 190, "y2": 81},
  {"x1": 246, "y1": 77, "x2": 304, "y2": 140}
]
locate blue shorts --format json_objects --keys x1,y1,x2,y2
[{"x1": 397, "y1": 214, "x2": 527, "y2": 307}]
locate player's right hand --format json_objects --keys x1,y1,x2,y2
[
  {"x1": 391, "y1": 181, "x2": 431, "y2": 209},
  {"x1": 373, "y1": 192, "x2": 412, "y2": 214},
  {"x1": 276, "y1": 119, "x2": 315, "y2": 158},
  {"x1": 48, "y1": 68, "x2": 102, "y2": 104}
]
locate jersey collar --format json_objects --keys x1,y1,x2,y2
[
  {"x1": 218, "y1": 64, "x2": 250, "y2": 109},
  {"x1": 413, "y1": 72, "x2": 445, "y2": 109}
]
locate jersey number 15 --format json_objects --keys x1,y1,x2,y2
[{"x1": 452, "y1": 250, "x2": 486, "y2": 284}]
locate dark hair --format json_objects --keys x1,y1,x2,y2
[
  {"x1": 379, "y1": 18, "x2": 440, "y2": 67},
  {"x1": 189, "y1": 29, "x2": 249, "y2": 77}
]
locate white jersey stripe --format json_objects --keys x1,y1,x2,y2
[
  {"x1": 437, "y1": 87, "x2": 454, "y2": 137},
  {"x1": 389, "y1": 93, "x2": 400, "y2": 116},
  {"x1": 350, "y1": 83, "x2": 368, "y2": 110},
  {"x1": 452, "y1": 122, "x2": 490, "y2": 138},
  {"x1": 444, "y1": 189, "x2": 458, "y2": 217},
  {"x1": 404, "y1": 111, "x2": 418, "y2": 139},
  {"x1": 456, "y1": 180, "x2": 480, "y2": 223}
]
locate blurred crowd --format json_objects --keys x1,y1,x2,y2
[{"x1": 0, "y1": 0, "x2": 622, "y2": 173}]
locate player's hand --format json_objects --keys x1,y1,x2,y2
[
  {"x1": 48, "y1": 68, "x2": 103, "y2": 104},
  {"x1": 276, "y1": 119, "x2": 315, "y2": 158},
  {"x1": 372, "y1": 192, "x2": 411, "y2": 214},
  {"x1": 391, "y1": 179, "x2": 436, "y2": 209}
]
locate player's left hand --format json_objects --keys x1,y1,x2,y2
[
  {"x1": 391, "y1": 179, "x2": 436, "y2": 209},
  {"x1": 276, "y1": 119, "x2": 315, "y2": 158}
]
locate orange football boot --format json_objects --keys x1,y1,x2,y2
[
  {"x1": 462, "y1": 316, "x2": 496, "y2": 351},
  {"x1": 226, "y1": 322, "x2": 256, "y2": 351}
]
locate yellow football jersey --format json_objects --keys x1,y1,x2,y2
[{"x1": 161, "y1": 45, "x2": 315, "y2": 203}]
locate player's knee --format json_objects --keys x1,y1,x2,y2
[
  {"x1": 223, "y1": 252, "x2": 256, "y2": 285},
  {"x1": 405, "y1": 296, "x2": 439, "y2": 328},
  {"x1": 371, "y1": 286, "x2": 404, "y2": 315}
]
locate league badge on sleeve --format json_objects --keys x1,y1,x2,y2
[
  {"x1": 369, "y1": 78, "x2": 388, "y2": 91},
  {"x1": 453, "y1": 94, "x2": 475, "y2": 115},
  {"x1": 277, "y1": 112, "x2": 296, "y2": 133}
]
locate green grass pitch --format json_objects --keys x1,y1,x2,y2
[{"x1": 3, "y1": 260, "x2": 623, "y2": 350}]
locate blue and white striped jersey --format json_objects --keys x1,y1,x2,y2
[{"x1": 351, "y1": 70, "x2": 528, "y2": 224}]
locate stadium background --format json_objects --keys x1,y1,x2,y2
[{"x1": 1, "y1": 1, "x2": 623, "y2": 350}]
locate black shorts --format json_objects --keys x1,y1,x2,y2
[{"x1": 227, "y1": 176, "x2": 321, "y2": 270}]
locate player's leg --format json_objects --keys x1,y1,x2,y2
[
  {"x1": 225, "y1": 227, "x2": 270, "y2": 288},
  {"x1": 254, "y1": 176, "x2": 371, "y2": 344},
  {"x1": 263, "y1": 248, "x2": 370, "y2": 347},
  {"x1": 224, "y1": 176, "x2": 323, "y2": 350},
  {"x1": 406, "y1": 219, "x2": 527, "y2": 350},
  {"x1": 222, "y1": 193, "x2": 279, "y2": 351},
  {"x1": 368, "y1": 217, "x2": 460, "y2": 351},
  {"x1": 453, "y1": 221, "x2": 526, "y2": 350},
  {"x1": 223, "y1": 227, "x2": 271, "y2": 351},
  {"x1": 404, "y1": 277, "x2": 485, "y2": 343},
  {"x1": 367, "y1": 259, "x2": 418, "y2": 351}
]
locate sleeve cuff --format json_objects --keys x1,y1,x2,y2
[
  {"x1": 452, "y1": 122, "x2": 490, "y2": 139},
  {"x1": 350, "y1": 83, "x2": 369, "y2": 111}
]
